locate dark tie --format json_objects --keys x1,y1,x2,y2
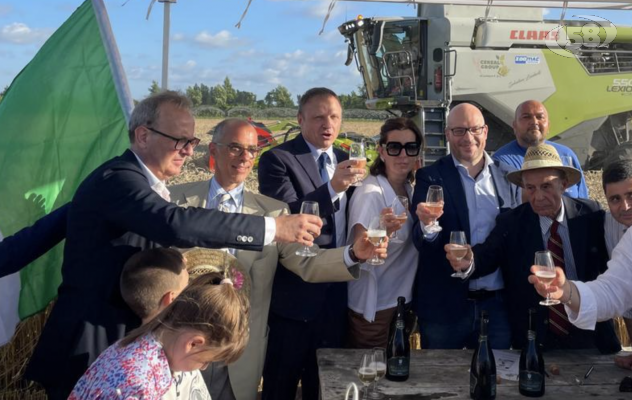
[
  {"x1": 318, "y1": 153, "x2": 330, "y2": 184},
  {"x1": 318, "y1": 153, "x2": 337, "y2": 246},
  {"x1": 548, "y1": 220, "x2": 572, "y2": 336}
]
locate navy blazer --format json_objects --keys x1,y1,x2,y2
[
  {"x1": 410, "y1": 155, "x2": 517, "y2": 325},
  {"x1": 258, "y1": 134, "x2": 349, "y2": 322},
  {"x1": 25, "y1": 149, "x2": 267, "y2": 392},
  {"x1": 472, "y1": 196, "x2": 620, "y2": 353},
  {"x1": 0, "y1": 203, "x2": 68, "y2": 279}
]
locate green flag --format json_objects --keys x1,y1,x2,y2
[{"x1": 0, "y1": 0, "x2": 132, "y2": 344}]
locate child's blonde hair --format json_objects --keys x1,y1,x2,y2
[{"x1": 120, "y1": 272, "x2": 250, "y2": 364}]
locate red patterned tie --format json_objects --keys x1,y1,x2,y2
[{"x1": 548, "y1": 220, "x2": 572, "y2": 336}]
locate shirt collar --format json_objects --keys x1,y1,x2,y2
[
  {"x1": 304, "y1": 140, "x2": 335, "y2": 164},
  {"x1": 208, "y1": 177, "x2": 245, "y2": 208},
  {"x1": 451, "y1": 152, "x2": 493, "y2": 178},
  {"x1": 540, "y1": 200, "x2": 566, "y2": 232},
  {"x1": 131, "y1": 150, "x2": 169, "y2": 195}
]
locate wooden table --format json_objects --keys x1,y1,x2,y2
[{"x1": 318, "y1": 348, "x2": 632, "y2": 399}]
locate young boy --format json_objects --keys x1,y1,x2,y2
[{"x1": 119, "y1": 247, "x2": 211, "y2": 400}]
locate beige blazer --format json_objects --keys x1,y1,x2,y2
[{"x1": 170, "y1": 180, "x2": 359, "y2": 400}]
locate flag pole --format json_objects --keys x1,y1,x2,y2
[{"x1": 160, "y1": 0, "x2": 176, "y2": 90}]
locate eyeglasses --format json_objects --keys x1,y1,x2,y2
[
  {"x1": 215, "y1": 143, "x2": 260, "y2": 158},
  {"x1": 146, "y1": 127, "x2": 201, "y2": 150},
  {"x1": 448, "y1": 126, "x2": 486, "y2": 136},
  {"x1": 384, "y1": 141, "x2": 421, "y2": 157}
]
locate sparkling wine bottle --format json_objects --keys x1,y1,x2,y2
[
  {"x1": 470, "y1": 311, "x2": 496, "y2": 399},
  {"x1": 519, "y1": 308, "x2": 545, "y2": 397},
  {"x1": 386, "y1": 297, "x2": 410, "y2": 382}
]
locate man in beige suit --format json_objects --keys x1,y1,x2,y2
[{"x1": 170, "y1": 118, "x2": 387, "y2": 400}]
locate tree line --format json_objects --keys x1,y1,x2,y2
[{"x1": 149, "y1": 77, "x2": 368, "y2": 111}]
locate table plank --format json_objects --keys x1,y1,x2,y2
[{"x1": 318, "y1": 349, "x2": 632, "y2": 399}]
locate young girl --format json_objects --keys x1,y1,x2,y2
[{"x1": 69, "y1": 272, "x2": 249, "y2": 399}]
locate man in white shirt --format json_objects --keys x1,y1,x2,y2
[{"x1": 170, "y1": 118, "x2": 386, "y2": 400}]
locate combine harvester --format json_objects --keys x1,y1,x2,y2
[{"x1": 337, "y1": 0, "x2": 632, "y2": 167}]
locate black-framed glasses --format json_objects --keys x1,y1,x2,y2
[
  {"x1": 146, "y1": 127, "x2": 201, "y2": 150},
  {"x1": 448, "y1": 126, "x2": 486, "y2": 136},
  {"x1": 215, "y1": 143, "x2": 260, "y2": 158},
  {"x1": 385, "y1": 141, "x2": 421, "y2": 157}
]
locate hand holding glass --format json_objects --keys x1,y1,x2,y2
[
  {"x1": 424, "y1": 185, "x2": 443, "y2": 233},
  {"x1": 349, "y1": 142, "x2": 367, "y2": 187},
  {"x1": 295, "y1": 201, "x2": 319, "y2": 257},
  {"x1": 389, "y1": 196, "x2": 409, "y2": 244},
  {"x1": 448, "y1": 231, "x2": 468, "y2": 278},
  {"x1": 366, "y1": 216, "x2": 387, "y2": 266},
  {"x1": 534, "y1": 250, "x2": 560, "y2": 306}
]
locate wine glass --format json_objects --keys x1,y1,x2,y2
[
  {"x1": 295, "y1": 201, "x2": 319, "y2": 257},
  {"x1": 534, "y1": 250, "x2": 560, "y2": 306},
  {"x1": 358, "y1": 352, "x2": 376, "y2": 400},
  {"x1": 349, "y1": 141, "x2": 367, "y2": 187},
  {"x1": 424, "y1": 185, "x2": 443, "y2": 233},
  {"x1": 389, "y1": 195, "x2": 409, "y2": 244},
  {"x1": 369, "y1": 347, "x2": 386, "y2": 399},
  {"x1": 448, "y1": 231, "x2": 468, "y2": 278},
  {"x1": 366, "y1": 216, "x2": 387, "y2": 266}
]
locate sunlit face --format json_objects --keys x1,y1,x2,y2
[
  {"x1": 522, "y1": 169, "x2": 568, "y2": 219},
  {"x1": 167, "y1": 330, "x2": 216, "y2": 372},
  {"x1": 298, "y1": 95, "x2": 342, "y2": 150},
  {"x1": 445, "y1": 106, "x2": 488, "y2": 164},
  {"x1": 378, "y1": 129, "x2": 419, "y2": 180},
  {"x1": 605, "y1": 178, "x2": 632, "y2": 228},
  {"x1": 209, "y1": 123, "x2": 258, "y2": 191},
  {"x1": 137, "y1": 103, "x2": 196, "y2": 181},
  {"x1": 513, "y1": 101, "x2": 549, "y2": 148}
]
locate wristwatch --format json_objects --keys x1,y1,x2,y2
[{"x1": 348, "y1": 245, "x2": 361, "y2": 264}]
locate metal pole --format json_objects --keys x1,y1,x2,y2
[{"x1": 160, "y1": 0, "x2": 176, "y2": 90}]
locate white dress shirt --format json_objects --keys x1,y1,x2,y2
[
  {"x1": 567, "y1": 227, "x2": 632, "y2": 329},
  {"x1": 304, "y1": 141, "x2": 347, "y2": 248},
  {"x1": 605, "y1": 212, "x2": 628, "y2": 258}
]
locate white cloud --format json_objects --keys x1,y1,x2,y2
[
  {"x1": 194, "y1": 30, "x2": 242, "y2": 48},
  {"x1": 543, "y1": 8, "x2": 551, "y2": 16},
  {"x1": 0, "y1": 22, "x2": 52, "y2": 45},
  {"x1": 173, "y1": 33, "x2": 185, "y2": 41}
]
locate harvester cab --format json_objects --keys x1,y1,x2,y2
[{"x1": 339, "y1": 4, "x2": 632, "y2": 169}]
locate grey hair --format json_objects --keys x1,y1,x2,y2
[
  {"x1": 128, "y1": 91, "x2": 192, "y2": 143},
  {"x1": 212, "y1": 118, "x2": 253, "y2": 144}
]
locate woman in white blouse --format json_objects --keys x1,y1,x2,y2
[{"x1": 346, "y1": 117, "x2": 423, "y2": 348}]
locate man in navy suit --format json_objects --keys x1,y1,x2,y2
[
  {"x1": 411, "y1": 103, "x2": 519, "y2": 350},
  {"x1": 258, "y1": 87, "x2": 364, "y2": 400},
  {"x1": 24, "y1": 91, "x2": 322, "y2": 399}
]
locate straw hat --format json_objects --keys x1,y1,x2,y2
[
  {"x1": 182, "y1": 248, "x2": 251, "y2": 296},
  {"x1": 506, "y1": 143, "x2": 582, "y2": 187}
]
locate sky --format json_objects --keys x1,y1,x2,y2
[{"x1": 0, "y1": 1, "x2": 630, "y2": 102}]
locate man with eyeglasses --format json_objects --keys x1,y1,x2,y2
[
  {"x1": 492, "y1": 100, "x2": 589, "y2": 199},
  {"x1": 257, "y1": 87, "x2": 365, "y2": 400},
  {"x1": 24, "y1": 91, "x2": 323, "y2": 400},
  {"x1": 170, "y1": 118, "x2": 387, "y2": 400},
  {"x1": 411, "y1": 103, "x2": 519, "y2": 350}
]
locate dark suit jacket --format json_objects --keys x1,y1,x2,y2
[
  {"x1": 472, "y1": 196, "x2": 620, "y2": 353},
  {"x1": 25, "y1": 149, "x2": 267, "y2": 391},
  {"x1": 410, "y1": 155, "x2": 517, "y2": 325},
  {"x1": 258, "y1": 134, "x2": 349, "y2": 322},
  {"x1": 0, "y1": 203, "x2": 68, "y2": 279}
]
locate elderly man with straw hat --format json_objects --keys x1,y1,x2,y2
[{"x1": 445, "y1": 143, "x2": 620, "y2": 353}]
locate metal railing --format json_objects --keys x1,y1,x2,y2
[{"x1": 577, "y1": 49, "x2": 632, "y2": 75}]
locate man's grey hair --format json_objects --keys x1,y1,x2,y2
[
  {"x1": 211, "y1": 118, "x2": 253, "y2": 144},
  {"x1": 128, "y1": 91, "x2": 192, "y2": 143}
]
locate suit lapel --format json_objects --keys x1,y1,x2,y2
[
  {"x1": 293, "y1": 134, "x2": 324, "y2": 188},
  {"x1": 182, "y1": 181, "x2": 211, "y2": 208},
  {"x1": 235, "y1": 191, "x2": 266, "y2": 273},
  {"x1": 439, "y1": 157, "x2": 471, "y2": 239},
  {"x1": 564, "y1": 197, "x2": 587, "y2": 280}
]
